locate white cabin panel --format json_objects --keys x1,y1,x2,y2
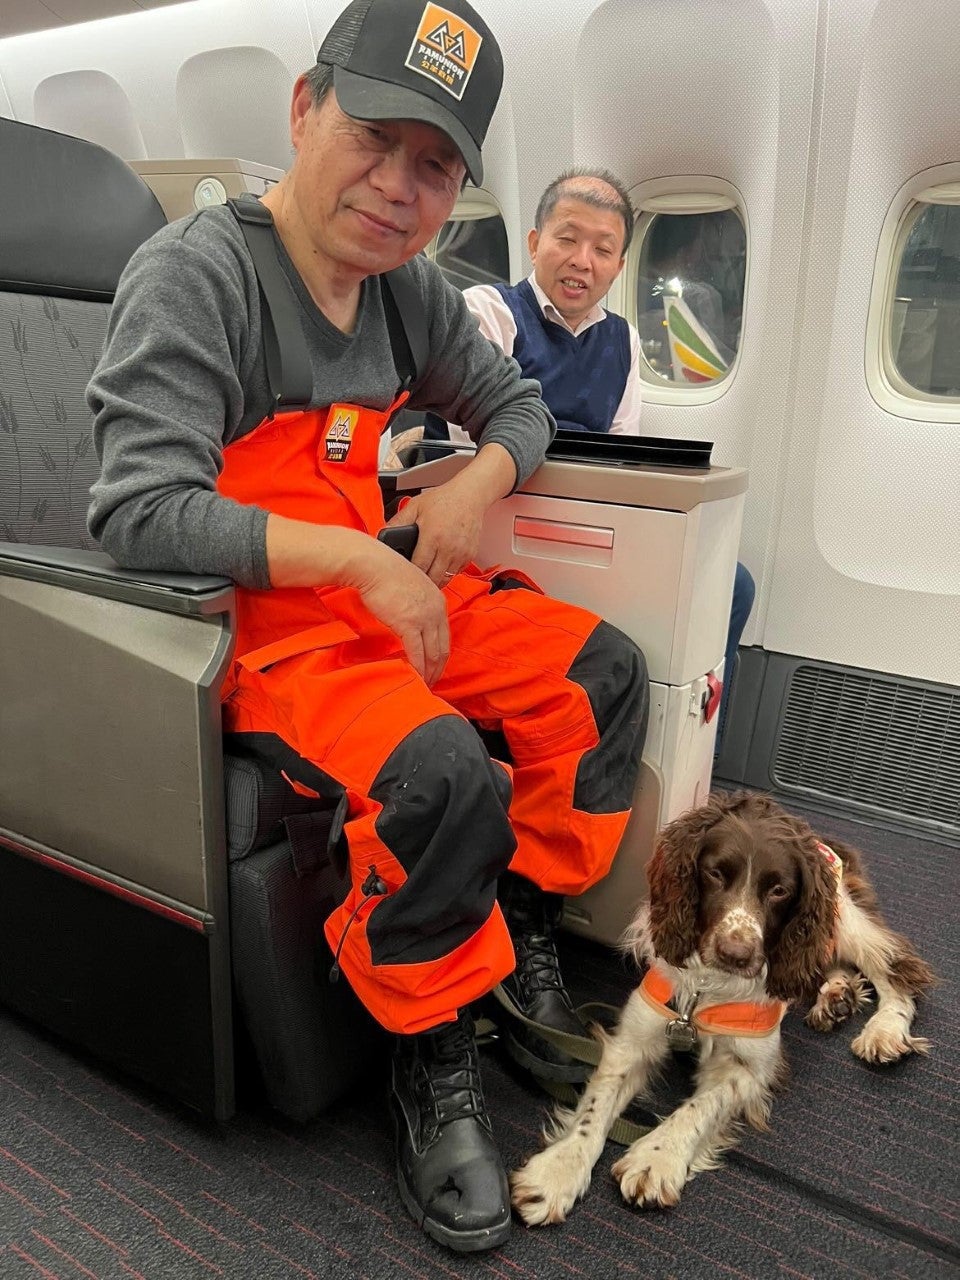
[
  {"x1": 765, "y1": 0, "x2": 960, "y2": 682},
  {"x1": 0, "y1": 0, "x2": 318, "y2": 160},
  {"x1": 34, "y1": 68, "x2": 146, "y2": 157}
]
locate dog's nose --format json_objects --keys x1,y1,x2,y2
[{"x1": 715, "y1": 936, "x2": 756, "y2": 969}]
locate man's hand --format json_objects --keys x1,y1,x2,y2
[
  {"x1": 349, "y1": 543, "x2": 450, "y2": 686},
  {"x1": 385, "y1": 441, "x2": 517, "y2": 585},
  {"x1": 265, "y1": 515, "x2": 449, "y2": 684}
]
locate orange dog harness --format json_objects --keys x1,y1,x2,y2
[{"x1": 639, "y1": 968, "x2": 787, "y2": 1048}]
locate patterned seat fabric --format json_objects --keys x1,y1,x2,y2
[{"x1": 0, "y1": 293, "x2": 107, "y2": 548}]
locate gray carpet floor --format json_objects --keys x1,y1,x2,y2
[{"x1": 1, "y1": 797, "x2": 957, "y2": 1279}]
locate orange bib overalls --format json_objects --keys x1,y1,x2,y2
[{"x1": 217, "y1": 392, "x2": 641, "y2": 1034}]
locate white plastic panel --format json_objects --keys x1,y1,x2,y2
[
  {"x1": 765, "y1": 0, "x2": 960, "y2": 680},
  {"x1": 0, "y1": 0, "x2": 319, "y2": 159},
  {"x1": 34, "y1": 68, "x2": 145, "y2": 157},
  {"x1": 476, "y1": 490, "x2": 741, "y2": 687},
  {"x1": 479, "y1": 493, "x2": 687, "y2": 684},
  {"x1": 0, "y1": 0, "x2": 190, "y2": 41},
  {"x1": 176, "y1": 46, "x2": 294, "y2": 170}
]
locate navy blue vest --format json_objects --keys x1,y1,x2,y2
[
  {"x1": 494, "y1": 280, "x2": 631, "y2": 434},
  {"x1": 424, "y1": 279, "x2": 631, "y2": 440}
]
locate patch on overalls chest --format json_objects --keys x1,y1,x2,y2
[{"x1": 324, "y1": 406, "x2": 360, "y2": 463}]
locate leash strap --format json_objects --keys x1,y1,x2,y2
[
  {"x1": 480, "y1": 985, "x2": 652, "y2": 1147},
  {"x1": 489, "y1": 983, "x2": 608, "y2": 1063},
  {"x1": 535, "y1": 1077, "x2": 653, "y2": 1147}
]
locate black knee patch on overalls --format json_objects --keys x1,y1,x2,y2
[
  {"x1": 367, "y1": 715, "x2": 516, "y2": 966},
  {"x1": 567, "y1": 621, "x2": 649, "y2": 814}
]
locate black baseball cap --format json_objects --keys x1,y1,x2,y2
[{"x1": 317, "y1": 0, "x2": 503, "y2": 186}]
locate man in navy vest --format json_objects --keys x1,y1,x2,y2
[
  {"x1": 407, "y1": 174, "x2": 755, "y2": 1082},
  {"x1": 413, "y1": 169, "x2": 754, "y2": 753},
  {"x1": 427, "y1": 168, "x2": 642, "y2": 440}
]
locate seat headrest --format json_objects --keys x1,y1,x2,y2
[{"x1": 0, "y1": 118, "x2": 167, "y2": 302}]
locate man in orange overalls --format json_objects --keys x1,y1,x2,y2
[{"x1": 88, "y1": 0, "x2": 649, "y2": 1253}]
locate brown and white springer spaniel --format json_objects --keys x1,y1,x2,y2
[{"x1": 510, "y1": 790, "x2": 935, "y2": 1225}]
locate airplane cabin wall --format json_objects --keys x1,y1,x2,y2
[
  {"x1": 0, "y1": 0, "x2": 313, "y2": 164},
  {"x1": 569, "y1": 0, "x2": 802, "y2": 657},
  {"x1": 0, "y1": 0, "x2": 957, "y2": 690},
  {"x1": 767, "y1": 0, "x2": 960, "y2": 683}
]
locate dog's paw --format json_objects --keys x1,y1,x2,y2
[
  {"x1": 851, "y1": 1012, "x2": 931, "y2": 1063},
  {"x1": 807, "y1": 972, "x2": 871, "y2": 1031},
  {"x1": 610, "y1": 1139, "x2": 688, "y2": 1209},
  {"x1": 510, "y1": 1141, "x2": 593, "y2": 1227}
]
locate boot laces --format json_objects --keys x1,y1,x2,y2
[
  {"x1": 514, "y1": 928, "x2": 570, "y2": 1000},
  {"x1": 417, "y1": 1017, "x2": 488, "y2": 1139}
]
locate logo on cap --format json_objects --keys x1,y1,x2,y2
[{"x1": 405, "y1": 3, "x2": 483, "y2": 101}]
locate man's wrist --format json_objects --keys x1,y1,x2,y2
[{"x1": 460, "y1": 441, "x2": 517, "y2": 506}]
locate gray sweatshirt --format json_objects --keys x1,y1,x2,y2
[{"x1": 87, "y1": 201, "x2": 554, "y2": 589}]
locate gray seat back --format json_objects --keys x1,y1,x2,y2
[{"x1": 0, "y1": 119, "x2": 165, "y2": 547}]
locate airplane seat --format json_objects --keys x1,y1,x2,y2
[
  {"x1": 0, "y1": 118, "x2": 382, "y2": 1125},
  {"x1": 0, "y1": 119, "x2": 164, "y2": 549}
]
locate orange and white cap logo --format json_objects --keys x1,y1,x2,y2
[{"x1": 405, "y1": 3, "x2": 483, "y2": 100}]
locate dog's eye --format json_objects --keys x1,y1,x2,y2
[
  {"x1": 767, "y1": 884, "x2": 790, "y2": 901},
  {"x1": 703, "y1": 866, "x2": 725, "y2": 886}
]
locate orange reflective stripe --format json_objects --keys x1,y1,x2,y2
[{"x1": 281, "y1": 771, "x2": 322, "y2": 800}]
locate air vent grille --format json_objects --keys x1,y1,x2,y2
[{"x1": 774, "y1": 665, "x2": 960, "y2": 830}]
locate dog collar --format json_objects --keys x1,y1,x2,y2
[{"x1": 639, "y1": 968, "x2": 787, "y2": 1050}]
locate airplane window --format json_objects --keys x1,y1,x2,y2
[
  {"x1": 426, "y1": 214, "x2": 510, "y2": 291},
  {"x1": 889, "y1": 203, "x2": 960, "y2": 399},
  {"x1": 385, "y1": 207, "x2": 508, "y2": 445},
  {"x1": 635, "y1": 211, "x2": 746, "y2": 385}
]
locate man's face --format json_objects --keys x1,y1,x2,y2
[
  {"x1": 528, "y1": 196, "x2": 626, "y2": 328},
  {"x1": 289, "y1": 83, "x2": 466, "y2": 277}
]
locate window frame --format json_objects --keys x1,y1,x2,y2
[
  {"x1": 867, "y1": 163, "x2": 960, "y2": 421},
  {"x1": 423, "y1": 186, "x2": 509, "y2": 284},
  {"x1": 609, "y1": 176, "x2": 749, "y2": 405}
]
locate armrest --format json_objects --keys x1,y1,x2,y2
[
  {"x1": 0, "y1": 543, "x2": 234, "y2": 617},
  {"x1": 391, "y1": 456, "x2": 749, "y2": 509}
]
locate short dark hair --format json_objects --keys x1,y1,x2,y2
[
  {"x1": 534, "y1": 169, "x2": 635, "y2": 253},
  {"x1": 304, "y1": 61, "x2": 335, "y2": 106}
]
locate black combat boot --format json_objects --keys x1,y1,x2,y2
[
  {"x1": 391, "y1": 1009, "x2": 511, "y2": 1253},
  {"x1": 498, "y1": 871, "x2": 592, "y2": 1083}
]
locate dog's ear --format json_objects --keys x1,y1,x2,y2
[
  {"x1": 765, "y1": 828, "x2": 837, "y2": 1002},
  {"x1": 647, "y1": 794, "x2": 728, "y2": 966}
]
